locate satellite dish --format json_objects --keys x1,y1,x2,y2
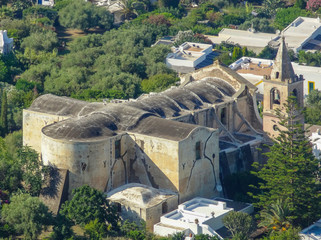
[{"x1": 216, "y1": 185, "x2": 223, "y2": 192}]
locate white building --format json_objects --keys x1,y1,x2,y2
[
  {"x1": 281, "y1": 17, "x2": 321, "y2": 53},
  {"x1": 0, "y1": 30, "x2": 13, "y2": 55},
  {"x1": 208, "y1": 17, "x2": 321, "y2": 54},
  {"x1": 309, "y1": 129, "x2": 321, "y2": 160},
  {"x1": 154, "y1": 197, "x2": 253, "y2": 238},
  {"x1": 37, "y1": 0, "x2": 54, "y2": 7},
  {"x1": 300, "y1": 219, "x2": 321, "y2": 240},
  {"x1": 229, "y1": 57, "x2": 321, "y2": 98},
  {"x1": 208, "y1": 28, "x2": 279, "y2": 54},
  {"x1": 166, "y1": 42, "x2": 215, "y2": 73}
]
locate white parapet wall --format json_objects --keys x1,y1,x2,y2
[
  {"x1": 154, "y1": 197, "x2": 232, "y2": 238},
  {"x1": 166, "y1": 42, "x2": 213, "y2": 69}
]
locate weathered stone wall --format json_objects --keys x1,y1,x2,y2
[
  {"x1": 23, "y1": 110, "x2": 69, "y2": 154},
  {"x1": 119, "y1": 204, "x2": 146, "y2": 226},
  {"x1": 178, "y1": 127, "x2": 220, "y2": 203},
  {"x1": 126, "y1": 133, "x2": 180, "y2": 192},
  {"x1": 145, "y1": 196, "x2": 178, "y2": 231},
  {"x1": 115, "y1": 195, "x2": 178, "y2": 232},
  {"x1": 41, "y1": 133, "x2": 128, "y2": 196}
]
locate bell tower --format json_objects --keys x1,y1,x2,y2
[{"x1": 262, "y1": 37, "x2": 304, "y2": 138}]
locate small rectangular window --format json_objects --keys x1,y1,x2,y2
[
  {"x1": 195, "y1": 141, "x2": 201, "y2": 160},
  {"x1": 308, "y1": 81, "x2": 315, "y2": 94},
  {"x1": 115, "y1": 140, "x2": 121, "y2": 158}
]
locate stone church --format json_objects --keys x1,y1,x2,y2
[{"x1": 22, "y1": 37, "x2": 302, "y2": 229}]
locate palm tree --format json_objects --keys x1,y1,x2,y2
[
  {"x1": 120, "y1": 0, "x2": 148, "y2": 20},
  {"x1": 259, "y1": 198, "x2": 292, "y2": 232}
]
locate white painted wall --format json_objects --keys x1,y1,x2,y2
[{"x1": 310, "y1": 130, "x2": 321, "y2": 160}]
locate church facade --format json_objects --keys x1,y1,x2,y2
[{"x1": 22, "y1": 38, "x2": 302, "y2": 223}]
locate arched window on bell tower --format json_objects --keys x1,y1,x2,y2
[{"x1": 270, "y1": 88, "x2": 280, "y2": 109}]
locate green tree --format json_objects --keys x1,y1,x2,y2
[
  {"x1": 260, "y1": 0, "x2": 285, "y2": 17},
  {"x1": 305, "y1": 89, "x2": 321, "y2": 124},
  {"x1": 58, "y1": 0, "x2": 113, "y2": 31},
  {"x1": 143, "y1": 45, "x2": 171, "y2": 64},
  {"x1": 294, "y1": 0, "x2": 306, "y2": 8},
  {"x1": 262, "y1": 226, "x2": 301, "y2": 240},
  {"x1": 173, "y1": 30, "x2": 210, "y2": 47},
  {"x1": 298, "y1": 50, "x2": 321, "y2": 66},
  {"x1": 51, "y1": 214, "x2": 74, "y2": 240},
  {"x1": 4, "y1": 130, "x2": 22, "y2": 159},
  {"x1": 141, "y1": 73, "x2": 178, "y2": 93},
  {"x1": 120, "y1": 0, "x2": 148, "y2": 19},
  {"x1": 0, "y1": 0, "x2": 8, "y2": 7},
  {"x1": 120, "y1": 220, "x2": 151, "y2": 240},
  {"x1": 19, "y1": 146, "x2": 46, "y2": 196},
  {"x1": 1, "y1": 90, "x2": 8, "y2": 137},
  {"x1": 252, "y1": 97, "x2": 321, "y2": 226},
  {"x1": 232, "y1": 47, "x2": 242, "y2": 61},
  {"x1": 223, "y1": 211, "x2": 254, "y2": 239},
  {"x1": 222, "y1": 211, "x2": 254, "y2": 239},
  {"x1": 23, "y1": 5, "x2": 58, "y2": 25},
  {"x1": 54, "y1": 0, "x2": 72, "y2": 11},
  {"x1": 274, "y1": 7, "x2": 309, "y2": 30},
  {"x1": 1, "y1": 193, "x2": 52, "y2": 240},
  {"x1": 258, "y1": 46, "x2": 277, "y2": 59},
  {"x1": 170, "y1": 232, "x2": 185, "y2": 240},
  {"x1": 60, "y1": 185, "x2": 119, "y2": 232},
  {"x1": 0, "y1": 59, "x2": 9, "y2": 82},
  {"x1": 242, "y1": 47, "x2": 248, "y2": 56},
  {"x1": 0, "y1": 138, "x2": 21, "y2": 193},
  {"x1": 259, "y1": 199, "x2": 292, "y2": 232},
  {"x1": 21, "y1": 31, "x2": 59, "y2": 52},
  {"x1": 238, "y1": 18, "x2": 275, "y2": 33},
  {"x1": 158, "y1": 0, "x2": 179, "y2": 8},
  {"x1": 84, "y1": 218, "x2": 108, "y2": 240}
]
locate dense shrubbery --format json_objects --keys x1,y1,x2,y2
[
  {"x1": 21, "y1": 23, "x2": 174, "y2": 98},
  {"x1": 59, "y1": 0, "x2": 113, "y2": 31},
  {"x1": 274, "y1": 7, "x2": 310, "y2": 30}
]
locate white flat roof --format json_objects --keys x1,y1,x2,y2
[
  {"x1": 207, "y1": 29, "x2": 279, "y2": 48},
  {"x1": 282, "y1": 17, "x2": 321, "y2": 49},
  {"x1": 164, "y1": 197, "x2": 232, "y2": 224},
  {"x1": 184, "y1": 42, "x2": 212, "y2": 50},
  {"x1": 167, "y1": 42, "x2": 212, "y2": 64}
]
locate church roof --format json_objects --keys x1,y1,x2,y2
[
  {"x1": 30, "y1": 61, "x2": 252, "y2": 142},
  {"x1": 270, "y1": 37, "x2": 296, "y2": 82},
  {"x1": 129, "y1": 116, "x2": 200, "y2": 141},
  {"x1": 29, "y1": 94, "x2": 94, "y2": 117},
  {"x1": 42, "y1": 113, "x2": 118, "y2": 140},
  {"x1": 107, "y1": 183, "x2": 177, "y2": 209}
]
